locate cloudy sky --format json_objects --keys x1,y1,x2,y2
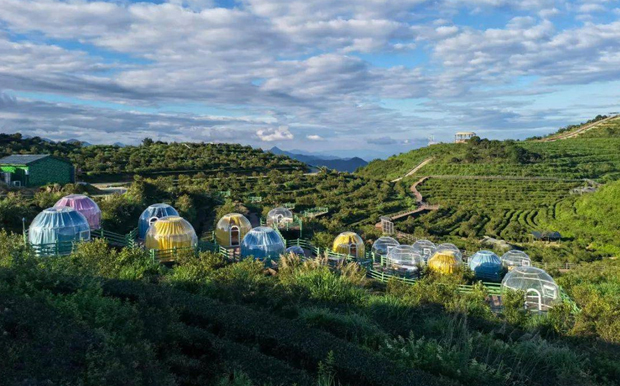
[{"x1": 1, "y1": 0, "x2": 619, "y2": 159}]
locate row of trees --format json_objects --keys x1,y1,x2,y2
[{"x1": 0, "y1": 133, "x2": 307, "y2": 180}]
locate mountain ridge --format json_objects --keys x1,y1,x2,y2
[{"x1": 269, "y1": 146, "x2": 368, "y2": 172}]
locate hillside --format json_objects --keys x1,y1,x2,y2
[
  {"x1": 356, "y1": 116, "x2": 620, "y2": 260},
  {"x1": 540, "y1": 179, "x2": 620, "y2": 256},
  {"x1": 0, "y1": 133, "x2": 307, "y2": 181},
  {"x1": 359, "y1": 135, "x2": 620, "y2": 181},
  {"x1": 535, "y1": 114, "x2": 620, "y2": 141},
  {"x1": 269, "y1": 146, "x2": 368, "y2": 172},
  {"x1": 2, "y1": 231, "x2": 619, "y2": 386},
  {"x1": 579, "y1": 115, "x2": 620, "y2": 138}
]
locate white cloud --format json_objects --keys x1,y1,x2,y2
[
  {"x1": 367, "y1": 136, "x2": 398, "y2": 145},
  {"x1": 256, "y1": 126, "x2": 294, "y2": 141},
  {"x1": 306, "y1": 134, "x2": 325, "y2": 141},
  {"x1": 578, "y1": 3, "x2": 606, "y2": 13},
  {"x1": 0, "y1": 0, "x2": 618, "y2": 156}
]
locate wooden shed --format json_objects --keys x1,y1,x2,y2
[{"x1": 0, "y1": 154, "x2": 75, "y2": 187}]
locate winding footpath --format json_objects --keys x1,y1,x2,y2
[
  {"x1": 391, "y1": 157, "x2": 434, "y2": 182},
  {"x1": 376, "y1": 162, "x2": 439, "y2": 228},
  {"x1": 539, "y1": 114, "x2": 620, "y2": 142}
]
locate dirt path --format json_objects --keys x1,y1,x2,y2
[
  {"x1": 410, "y1": 176, "x2": 430, "y2": 204},
  {"x1": 391, "y1": 157, "x2": 434, "y2": 182},
  {"x1": 375, "y1": 175, "x2": 438, "y2": 227},
  {"x1": 90, "y1": 182, "x2": 129, "y2": 196},
  {"x1": 539, "y1": 115, "x2": 620, "y2": 142}
]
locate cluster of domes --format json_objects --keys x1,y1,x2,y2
[{"x1": 27, "y1": 199, "x2": 557, "y2": 310}]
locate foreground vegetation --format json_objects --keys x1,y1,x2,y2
[{"x1": 1, "y1": 233, "x2": 619, "y2": 386}]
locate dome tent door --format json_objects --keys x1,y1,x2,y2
[
  {"x1": 349, "y1": 243, "x2": 357, "y2": 257},
  {"x1": 526, "y1": 289, "x2": 543, "y2": 312},
  {"x1": 230, "y1": 226, "x2": 240, "y2": 246}
]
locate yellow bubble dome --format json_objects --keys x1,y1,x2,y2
[
  {"x1": 145, "y1": 216, "x2": 197, "y2": 250},
  {"x1": 332, "y1": 231, "x2": 365, "y2": 258},
  {"x1": 428, "y1": 250, "x2": 460, "y2": 275},
  {"x1": 215, "y1": 213, "x2": 252, "y2": 248}
]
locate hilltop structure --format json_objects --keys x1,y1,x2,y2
[{"x1": 455, "y1": 131, "x2": 476, "y2": 143}]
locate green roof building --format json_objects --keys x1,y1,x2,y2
[{"x1": 0, "y1": 154, "x2": 75, "y2": 187}]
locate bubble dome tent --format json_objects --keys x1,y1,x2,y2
[
  {"x1": 28, "y1": 207, "x2": 91, "y2": 256},
  {"x1": 502, "y1": 266, "x2": 559, "y2": 312},
  {"x1": 144, "y1": 216, "x2": 197, "y2": 251},
  {"x1": 371, "y1": 236, "x2": 399, "y2": 257},
  {"x1": 240, "y1": 226, "x2": 286, "y2": 261},
  {"x1": 285, "y1": 245, "x2": 306, "y2": 257},
  {"x1": 386, "y1": 245, "x2": 423, "y2": 273},
  {"x1": 412, "y1": 240, "x2": 437, "y2": 263},
  {"x1": 215, "y1": 213, "x2": 252, "y2": 248},
  {"x1": 54, "y1": 194, "x2": 101, "y2": 230},
  {"x1": 436, "y1": 243, "x2": 462, "y2": 261},
  {"x1": 332, "y1": 232, "x2": 365, "y2": 259},
  {"x1": 266, "y1": 207, "x2": 294, "y2": 227},
  {"x1": 468, "y1": 250, "x2": 503, "y2": 281},
  {"x1": 138, "y1": 203, "x2": 179, "y2": 240},
  {"x1": 501, "y1": 250, "x2": 532, "y2": 270},
  {"x1": 428, "y1": 250, "x2": 460, "y2": 275}
]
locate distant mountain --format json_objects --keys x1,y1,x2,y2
[
  {"x1": 113, "y1": 142, "x2": 127, "y2": 147},
  {"x1": 65, "y1": 139, "x2": 92, "y2": 146},
  {"x1": 270, "y1": 147, "x2": 368, "y2": 172}
]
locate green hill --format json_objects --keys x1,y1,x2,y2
[
  {"x1": 579, "y1": 115, "x2": 620, "y2": 138},
  {"x1": 360, "y1": 130, "x2": 620, "y2": 182},
  {"x1": 0, "y1": 133, "x2": 308, "y2": 181},
  {"x1": 533, "y1": 114, "x2": 614, "y2": 140},
  {"x1": 356, "y1": 116, "x2": 620, "y2": 260},
  {"x1": 358, "y1": 115, "x2": 620, "y2": 182}
]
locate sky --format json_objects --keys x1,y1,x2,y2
[{"x1": 0, "y1": 0, "x2": 619, "y2": 160}]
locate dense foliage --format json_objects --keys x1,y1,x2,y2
[
  {"x1": 1, "y1": 234, "x2": 618, "y2": 386},
  {"x1": 0, "y1": 133, "x2": 307, "y2": 181},
  {"x1": 538, "y1": 179, "x2": 620, "y2": 256}
]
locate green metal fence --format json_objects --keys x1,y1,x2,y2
[
  {"x1": 92, "y1": 228, "x2": 138, "y2": 248},
  {"x1": 261, "y1": 216, "x2": 304, "y2": 237},
  {"x1": 27, "y1": 240, "x2": 80, "y2": 257}
]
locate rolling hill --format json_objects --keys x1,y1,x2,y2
[
  {"x1": 358, "y1": 117, "x2": 620, "y2": 181},
  {"x1": 356, "y1": 115, "x2": 620, "y2": 258},
  {"x1": 0, "y1": 133, "x2": 308, "y2": 181}
]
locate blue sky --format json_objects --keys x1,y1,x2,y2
[{"x1": 1, "y1": 0, "x2": 619, "y2": 160}]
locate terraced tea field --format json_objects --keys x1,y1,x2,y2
[
  {"x1": 416, "y1": 177, "x2": 583, "y2": 209},
  {"x1": 398, "y1": 177, "x2": 583, "y2": 244}
]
